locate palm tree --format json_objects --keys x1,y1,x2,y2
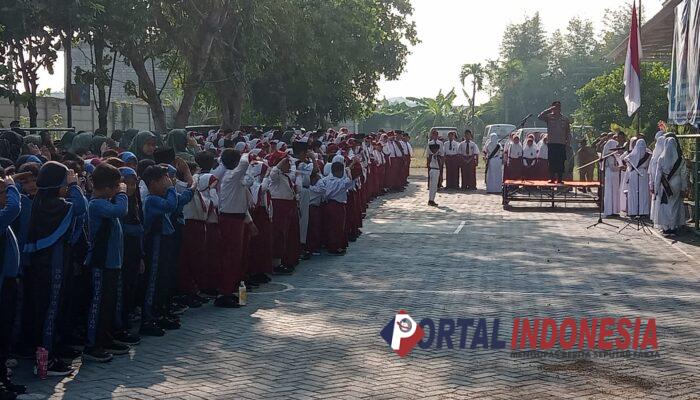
[{"x1": 459, "y1": 63, "x2": 485, "y2": 123}]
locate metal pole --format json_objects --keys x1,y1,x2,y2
[{"x1": 637, "y1": 0, "x2": 642, "y2": 135}]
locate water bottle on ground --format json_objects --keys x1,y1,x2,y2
[{"x1": 239, "y1": 281, "x2": 247, "y2": 306}]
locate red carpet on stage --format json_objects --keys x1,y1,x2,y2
[{"x1": 503, "y1": 180, "x2": 600, "y2": 188}]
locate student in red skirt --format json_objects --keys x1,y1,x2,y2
[
  {"x1": 505, "y1": 135, "x2": 523, "y2": 181},
  {"x1": 178, "y1": 173, "x2": 219, "y2": 304},
  {"x1": 522, "y1": 134, "x2": 538, "y2": 180},
  {"x1": 312, "y1": 161, "x2": 355, "y2": 255},
  {"x1": 306, "y1": 161, "x2": 323, "y2": 256},
  {"x1": 212, "y1": 149, "x2": 257, "y2": 308},
  {"x1": 246, "y1": 160, "x2": 274, "y2": 284},
  {"x1": 268, "y1": 152, "x2": 299, "y2": 275}
]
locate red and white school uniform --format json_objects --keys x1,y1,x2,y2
[
  {"x1": 213, "y1": 155, "x2": 252, "y2": 295},
  {"x1": 269, "y1": 163, "x2": 300, "y2": 268},
  {"x1": 443, "y1": 138, "x2": 460, "y2": 189},
  {"x1": 179, "y1": 174, "x2": 219, "y2": 295},
  {"x1": 312, "y1": 174, "x2": 355, "y2": 252},
  {"x1": 247, "y1": 162, "x2": 274, "y2": 276}
]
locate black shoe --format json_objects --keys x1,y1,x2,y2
[
  {"x1": 83, "y1": 347, "x2": 113, "y2": 363},
  {"x1": 199, "y1": 289, "x2": 219, "y2": 298},
  {"x1": 193, "y1": 294, "x2": 210, "y2": 303},
  {"x1": 328, "y1": 249, "x2": 346, "y2": 256},
  {"x1": 56, "y1": 347, "x2": 82, "y2": 362},
  {"x1": 113, "y1": 331, "x2": 141, "y2": 346},
  {"x1": 273, "y1": 266, "x2": 293, "y2": 275},
  {"x1": 38, "y1": 358, "x2": 73, "y2": 377},
  {"x1": 1, "y1": 378, "x2": 25, "y2": 396},
  {"x1": 300, "y1": 251, "x2": 311, "y2": 260},
  {"x1": 158, "y1": 317, "x2": 181, "y2": 330},
  {"x1": 0, "y1": 386, "x2": 16, "y2": 400},
  {"x1": 104, "y1": 342, "x2": 130, "y2": 356},
  {"x1": 180, "y1": 295, "x2": 202, "y2": 308},
  {"x1": 214, "y1": 295, "x2": 241, "y2": 308},
  {"x1": 140, "y1": 321, "x2": 166, "y2": 337},
  {"x1": 170, "y1": 303, "x2": 189, "y2": 315},
  {"x1": 428, "y1": 201, "x2": 438, "y2": 207}
]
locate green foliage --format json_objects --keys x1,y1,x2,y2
[
  {"x1": 575, "y1": 63, "x2": 670, "y2": 136},
  {"x1": 371, "y1": 90, "x2": 470, "y2": 146}
]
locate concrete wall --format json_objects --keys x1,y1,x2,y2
[{"x1": 0, "y1": 96, "x2": 175, "y2": 134}]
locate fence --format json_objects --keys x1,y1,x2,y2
[
  {"x1": 0, "y1": 96, "x2": 175, "y2": 135},
  {"x1": 676, "y1": 134, "x2": 700, "y2": 232}
]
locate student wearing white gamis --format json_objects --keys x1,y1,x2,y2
[
  {"x1": 482, "y1": 133, "x2": 503, "y2": 194},
  {"x1": 623, "y1": 139, "x2": 651, "y2": 216},
  {"x1": 602, "y1": 139, "x2": 621, "y2": 217},
  {"x1": 652, "y1": 136, "x2": 687, "y2": 235},
  {"x1": 619, "y1": 138, "x2": 637, "y2": 215},
  {"x1": 648, "y1": 131, "x2": 667, "y2": 222}
]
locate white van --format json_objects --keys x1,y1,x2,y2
[{"x1": 482, "y1": 124, "x2": 516, "y2": 147}]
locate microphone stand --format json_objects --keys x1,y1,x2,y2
[{"x1": 580, "y1": 151, "x2": 619, "y2": 229}]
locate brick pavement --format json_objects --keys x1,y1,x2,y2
[{"x1": 14, "y1": 172, "x2": 700, "y2": 399}]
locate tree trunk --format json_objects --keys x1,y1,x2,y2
[
  {"x1": 93, "y1": 37, "x2": 109, "y2": 134},
  {"x1": 28, "y1": 94, "x2": 38, "y2": 127},
  {"x1": 63, "y1": 35, "x2": 73, "y2": 127},
  {"x1": 127, "y1": 51, "x2": 168, "y2": 133},
  {"x1": 217, "y1": 84, "x2": 244, "y2": 130},
  {"x1": 471, "y1": 82, "x2": 477, "y2": 122},
  {"x1": 172, "y1": 8, "x2": 228, "y2": 128}
]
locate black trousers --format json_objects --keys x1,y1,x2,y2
[
  {"x1": 0, "y1": 278, "x2": 18, "y2": 369},
  {"x1": 86, "y1": 268, "x2": 118, "y2": 349},
  {"x1": 548, "y1": 143, "x2": 566, "y2": 180},
  {"x1": 117, "y1": 235, "x2": 142, "y2": 330}
]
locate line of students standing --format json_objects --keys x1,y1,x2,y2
[
  {"x1": 601, "y1": 127, "x2": 688, "y2": 235},
  {"x1": 0, "y1": 126, "x2": 410, "y2": 398}
]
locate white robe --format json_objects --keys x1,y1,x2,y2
[
  {"x1": 483, "y1": 133, "x2": 503, "y2": 193},
  {"x1": 603, "y1": 140, "x2": 621, "y2": 216},
  {"x1": 623, "y1": 140, "x2": 651, "y2": 216},
  {"x1": 653, "y1": 138, "x2": 688, "y2": 231},
  {"x1": 648, "y1": 133, "x2": 666, "y2": 222}
]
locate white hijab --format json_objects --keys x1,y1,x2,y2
[
  {"x1": 523, "y1": 139, "x2": 537, "y2": 158},
  {"x1": 624, "y1": 138, "x2": 648, "y2": 167},
  {"x1": 651, "y1": 131, "x2": 667, "y2": 163},
  {"x1": 508, "y1": 138, "x2": 523, "y2": 158},
  {"x1": 660, "y1": 137, "x2": 681, "y2": 174},
  {"x1": 196, "y1": 173, "x2": 219, "y2": 214},
  {"x1": 485, "y1": 133, "x2": 499, "y2": 154}
]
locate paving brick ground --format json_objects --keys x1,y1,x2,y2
[{"x1": 14, "y1": 171, "x2": 700, "y2": 399}]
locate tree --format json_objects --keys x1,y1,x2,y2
[
  {"x1": 0, "y1": 1, "x2": 60, "y2": 127},
  {"x1": 245, "y1": 0, "x2": 418, "y2": 128},
  {"x1": 575, "y1": 63, "x2": 670, "y2": 136},
  {"x1": 459, "y1": 63, "x2": 484, "y2": 124}
]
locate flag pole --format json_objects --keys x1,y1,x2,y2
[{"x1": 637, "y1": 0, "x2": 642, "y2": 135}]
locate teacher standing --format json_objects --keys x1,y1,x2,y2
[{"x1": 538, "y1": 101, "x2": 571, "y2": 183}]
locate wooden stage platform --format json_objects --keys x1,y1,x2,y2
[{"x1": 502, "y1": 179, "x2": 601, "y2": 209}]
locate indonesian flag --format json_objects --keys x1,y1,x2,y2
[{"x1": 624, "y1": 1, "x2": 643, "y2": 117}]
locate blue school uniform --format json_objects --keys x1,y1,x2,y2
[
  {"x1": 141, "y1": 187, "x2": 178, "y2": 322},
  {"x1": 1, "y1": 185, "x2": 21, "y2": 294},
  {"x1": 85, "y1": 193, "x2": 128, "y2": 347},
  {"x1": 23, "y1": 184, "x2": 87, "y2": 353}
]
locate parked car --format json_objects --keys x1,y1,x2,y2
[{"x1": 482, "y1": 124, "x2": 517, "y2": 147}]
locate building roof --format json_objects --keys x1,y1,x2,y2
[{"x1": 608, "y1": 0, "x2": 682, "y2": 63}]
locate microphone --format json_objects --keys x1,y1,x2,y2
[{"x1": 519, "y1": 114, "x2": 533, "y2": 128}]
